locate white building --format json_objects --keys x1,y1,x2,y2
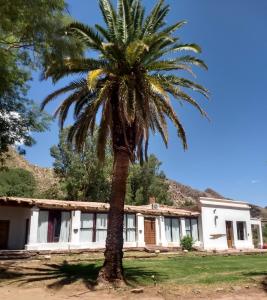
[
  {"x1": 0, "y1": 196, "x2": 263, "y2": 252},
  {"x1": 199, "y1": 197, "x2": 263, "y2": 250}
]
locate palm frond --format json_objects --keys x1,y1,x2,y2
[
  {"x1": 67, "y1": 22, "x2": 104, "y2": 51},
  {"x1": 87, "y1": 69, "x2": 105, "y2": 91},
  {"x1": 99, "y1": 0, "x2": 118, "y2": 40},
  {"x1": 41, "y1": 79, "x2": 86, "y2": 110}
]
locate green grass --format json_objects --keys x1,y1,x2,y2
[
  {"x1": 123, "y1": 254, "x2": 267, "y2": 286},
  {"x1": 1, "y1": 253, "x2": 267, "y2": 288}
]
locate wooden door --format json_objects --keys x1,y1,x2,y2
[
  {"x1": 0, "y1": 220, "x2": 10, "y2": 250},
  {"x1": 144, "y1": 217, "x2": 156, "y2": 245},
  {"x1": 225, "y1": 221, "x2": 233, "y2": 248}
]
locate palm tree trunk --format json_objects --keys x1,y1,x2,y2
[{"x1": 97, "y1": 149, "x2": 130, "y2": 285}]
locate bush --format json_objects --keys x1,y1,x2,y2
[
  {"x1": 181, "y1": 236, "x2": 194, "y2": 251},
  {"x1": 0, "y1": 168, "x2": 36, "y2": 197}
]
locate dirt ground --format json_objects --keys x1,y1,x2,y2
[
  {"x1": 0, "y1": 255, "x2": 267, "y2": 300},
  {"x1": 1, "y1": 284, "x2": 267, "y2": 300}
]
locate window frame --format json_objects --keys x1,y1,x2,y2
[
  {"x1": 123, "y1": 214, "x2": 137, "y2": 242},
  {"x1": 80, "y1": 212, "x2": 108, "y2": 243},
  {"x1": 95, "y1": 213, "x2": 108, "y2": 242},
  {"x1": 236, "y1": 221, "x2": 246, "y2": 241},
  {"x1": 80, "y1": 213, "x2": 95, "y2": 243},
  {"x1": 184, "y1": 217, "x2": 199, "y2": 241},
  {"x1": 165, "y1": 217, "x2": 181, "y2": 243}
]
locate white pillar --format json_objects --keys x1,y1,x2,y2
[
  {"x1": 69, "y1": 210, "x2": 81, "y2": 248},
  {"x1": 259, "y1": 222, "x2": 264, "y2": 248},
  {"x1": 158, "y1": 216, "x2": 168, "y2": 247},
  {"x1": 28, "y1": 207, "x2": 39, "y2": 245},
  {"x1": 180, "y1": 218, "x2": 186, "y2": 238},
  {"x1": 136, "y1": 213, "x2": 145, "y2": 247}
]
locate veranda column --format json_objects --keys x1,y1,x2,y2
[
  {"x1": 27, "y1": 206, "x2": 39, "y2": 245},
  {"x1": 136, "y1": 213, "x2": 145, "y2": 247},
  {"x1": 69, "y1": 210, "x2": 81, "y2": 249},
  {"x1": 259, "y1": 222, "x2": 264, "y2": 248},
  {"x1": 180, "y1": 218, "x2": 187, "y2": 238}
]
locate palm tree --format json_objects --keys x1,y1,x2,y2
[{"x1": 42, "y1": 0, "x2": 209, "y2": 285}]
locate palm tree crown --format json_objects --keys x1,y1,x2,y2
[{"x1": 42, "y1": 0, "x2": 208, "y2": 162}]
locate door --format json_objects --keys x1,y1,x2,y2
[
  {"x1": 0, "y1": 220, "x2": 10, "y2": 250},
  {"x1": 144, "y1": 217, "x2": 156, "y2": 245},
  {"x1": 226, "y1": 221, "x2": 234, "y2": 248}
]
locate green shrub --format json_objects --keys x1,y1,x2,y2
[
  {"x1": 181, "y1": 236, "x2": 194, "y2": 251},
  {"x1": 0, "y1": 168, "x2": 36, "y2": 197}
]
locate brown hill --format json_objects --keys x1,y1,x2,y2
[
  {"x1": 1, "y1": 148, "x2": 59, "y2": 196},
  {"x1": 2, "y1": 148, "x2": 266, "y2": 220},
  {"x1": 167, "y1": 179, "x2": 225, "y2": 207}
]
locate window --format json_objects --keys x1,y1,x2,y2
[
  {"x1": 237, "y1": 221, "x2": 246, "y2": 240},
  {"x1": 123, "y1": 214, "x2": 136, "y2": 242},
  {"x1": 47, "y1": 211, "x2": 62, "y2": 243},
  {"x1": 96, "y1": 214, "x2": 108, "y2": 242},
  {"x1": 185, "y1": 219, "x2": 191, "y2": 237},
  {"x1": 191, "y1": 219, "x2": 199, "y2": 241},
  {"x1": 59, "y1": 212, "x2": 71, "y2": 242},
  {"x1": 165, "y1": 217, "x2": 180, "y2": 242},
  {"x1": 80, "y1": 213, "x2": 108, "y2": 243},
  {"x1": 185, "y1": 218, "x2": 199, "y2": 241},
  {"x1": 38, "y1": 211, "x2": 48, "y2": 243},
  {"x1": 80, "y1": 213, "x2": 94, "y2": 242}
]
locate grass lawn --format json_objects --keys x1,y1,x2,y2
[
  {"x1": 123, "y1": 254, "x2": 267, "y2": 286},
  {"x1": 1, "y1": 253, "x2": 267, "y2": 289}
]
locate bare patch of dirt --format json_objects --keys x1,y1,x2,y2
[{"x1": 0, "y1": 284, "x2": 266, "y2": 300}]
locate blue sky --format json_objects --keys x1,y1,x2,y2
[{"x1": 25, "y1": 0, "x2": 267, "y2": 207}]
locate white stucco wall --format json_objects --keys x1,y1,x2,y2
[
  {"x1": 0, "y1": 206, "x2": 31, "y2": 250},
  {"x1": 201, "y1": 204, "x2": 253, "y2": 250}
]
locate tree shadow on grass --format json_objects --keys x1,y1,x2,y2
[
  {"x1": 0, "y1": 261, "x2": 165, "y2": 290},
  {"x1": 243, "y1": 271, "x2": 267, "y2": 293}
]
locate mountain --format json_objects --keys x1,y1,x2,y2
[
  {"x1": 1, "y1": 148, "x2": 266, "y2": 220},
  {"x1": 167, "y1": 179, "x2": 225, "y2": 207},
  {"x1": 1, "y1": 148, "x2": 59, "y2": 196}
]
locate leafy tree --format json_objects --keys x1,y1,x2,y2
[
  {"x1": 0, "y1": 99, "x2": 51, "y2": 154},
  {"x1": 50, "y1": 128, "x2": 113, "y2": 202},
  {"x1": 126, "y1": 155, "x2": 171, "y2": 205},
  {"x1": 42, "y1": 0, "x2": 208, "y2": 284},
  {"x1": 0, "y1": 0, "x2": 83, "y2": 153},
  {"x1": 0, "y1": 168, "x2": 36, "y2": 197},
  {"x1": 51, "y1": 129, "x2": 168, "y2": 204}
]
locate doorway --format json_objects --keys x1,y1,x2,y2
[
  {"x1": 0, "y1": 220, "x2": 10, "y2": 250},
  {"x1": 225, "y1": 221, "x2": 234, "y2": 248},
  {"x1": 144, "y1": 217, "x2": 156, "y2": 245}
]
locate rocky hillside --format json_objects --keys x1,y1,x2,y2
[
  {"x1": 1, "y1": 148, "x2": 59, "y2": 195},
  {"x1": 1, "y1": 148, "x2": 266, "y2": 219},
  {"x1": 167, "y1": 179, "x2": 225, "y2": 208}
]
